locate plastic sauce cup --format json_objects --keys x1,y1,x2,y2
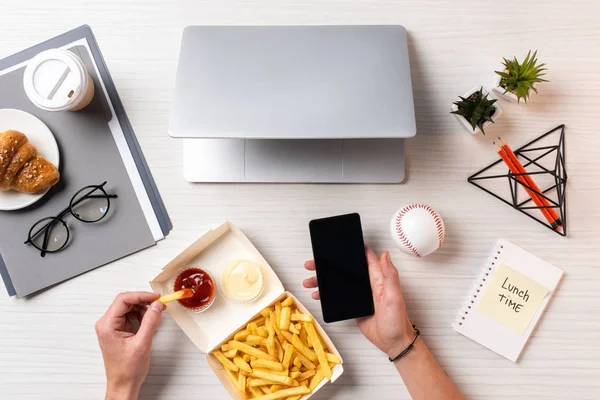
[{"x1": 23, "y1": 49, "x2": 95, "y2": 112}]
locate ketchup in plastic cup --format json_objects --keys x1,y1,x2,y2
[{"x1": 173, "y1": 267, "x2": 216, "y2": 312}]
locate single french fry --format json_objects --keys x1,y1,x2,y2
[
  {"x1": 260, "y1": 385, "x2": 271, "y2": 395},
  {"x1": 292, "y1": 357, "x2": 302, "y2": 369},
  {"x1": 261, "y1": 308, "x2": 272, "y2": 318},
  {"x1": 271, "y1": 311, "x2": 286, "y2": 344},
  {"x1": 297, "y1": 369, "x2": 315, "y2": 382},
  {"x1": 281, "y1": 296, "x2": 294, "y2": 308},
  {"x1": 274, "y1": 335, "x2": 284, "y2": 362},
  {"x1": 291, "y1": 334, "x2": 318, "y2": 363},
  {"x1": 282, "y1": 343, "x2": 294, "y2": 370},
  {"x1": 224, "y1": 368, "x2": 239, "y2": 391},
  {"x1": 249, "y1": 378, "x2": 282, "y2": 387},
  {"x1": 254, "y1": 316, "x2": 266, "y2": 327},
  {"x1": 290, "y1": 371, "x2": 301, "y2": 380},
  {"x1": 291, "y1": 312, "x2": 312, "y2": 322},
  {"x1": 229, "y1": 340, "x2": 276, "y2": 361},
  {"x1": 299, "y1": 326, "x2": 308, "y2": 347},
  {"x1": 306, "y1": 334, "x2": 312, "y2": 348},
  {"x1": 294, "y1": 351, "x2": 316, "y2": 370},
  {"x1": 265, "y1": 317, "x2": 275, "y2": 337},
  {"x1": 214, "y1": 350, "x2": 240, "y2": 372},
  {"x1": 157, "y1": 289, "x2": 193, "y2": 304},
  {"x1": 251, "y1": 358, "x2": 285, "y2": 372},
  {"x1": 249, "y1": 386, "x2": 264, "y2": 398},
  {"x1": 308, "y1": 367, "x2": 325, "y2": 391},
  {"x1": 257, "y1": 326, "x2": 269, "y2": 338},
  {"x1": 248, "y1": 322, "x2": 259, "y2": 336},
  {"x1": 233, "y1": 356, "x2": 253, "y2": 373},
  {"x1": 246, "y1": 335, "x2": 268, "y2": 346},
  {"x1": 275, "y1": 302, "x2": 282, "y2": 327},
  {"x1": 238, "y1": 373, "x2": 247, "y2": 393},
  {"x1": 326, "y1": 352, "x2": 341, "y2": 364},
  {"x1": 251, "y1": 386, "x2": 310, "y2": 400},
  {"x1": 269, "y1": 384, "x2": 286, "y2": 393},
  {"x1": 298, "y1": 380, "x2": 308, "y2": 388},
  {"x1": 279, "y1": 307, "x2": 291, "y2": 330},
  {"x1": 287, "y1": 395, "x2": 302, "y2": 400},
  {"x1": 223, "y1": 349, "x2": 238, "y2": 358},
  {"x1": 305, "y1": 321, "x2": 331, "y2": 379},
  {"x1": 280, "y1": 330, "x2": 293, "y2": 344},
  {"x1": 288, "y1": 323, "x2": 300, "y2": 335},
  {"x1": 221, "y1": 343, "x2": 232, "y2": 352},
  {"x1": 267, "y1": 335, "x2": 276, "y2": 359},
  {"x1": 243, "y1": 354, "x2": 252, "y2": 363},
  {"x1": 251, "y1": 369, "x2": 294, "y2": 386},
  {"x1": 235, "y1": 330, "x2": 250, "y2": 341}
]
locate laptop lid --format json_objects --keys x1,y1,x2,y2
[{"x1": 170, "y1": 25, "x2": 416, "y2": 139}]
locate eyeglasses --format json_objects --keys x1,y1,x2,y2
[{"x1": 25, "y1": 182, "x2": 118, "y2": 257}]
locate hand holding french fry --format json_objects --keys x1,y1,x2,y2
[
  {"x1": 211, "y1": 296, "x2": 341, "y2": 399},
  {"x1": 304, "y1": 248, "x2": 415, "y2": 359}
]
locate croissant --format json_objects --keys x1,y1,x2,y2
[{"x1": 0, "y1": 130, "x2": 60, "y2": 193}]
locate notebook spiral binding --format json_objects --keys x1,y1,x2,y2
[{"x1": 453, "y1": 242, "x2": 505, "y2": 329}]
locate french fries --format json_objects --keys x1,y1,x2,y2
[
  {"x1": 157, "y1": 288, "x2": 193, "y2": 304},
  {"x1": 279, "y1": 307, "x2": 291, "y2": 330},
  {"x1": 252, "y1": 386, "x2": 310, "y2": 400},
  {"x1": 214, "y1": 350, "x2": 239, "y2": 372},
  {"x1": 224, "y1": 349, "x2": 238, "y2": 358},
  {"x1": 211, "y1": 296, "x2": 341, "y2": 399},
  {"x1": 304, "y1": 321, "x2": 331, "y2": 379},
  {"x1": 251, "y1": 358, "x2": 285, "y2": 372}
]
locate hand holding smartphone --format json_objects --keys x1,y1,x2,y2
[{"x1": 309, "y1": 213, "x2": 375, "y2": 323}]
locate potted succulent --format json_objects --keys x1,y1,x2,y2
[
  {"x1": 451, "y1": 87, "x2": 502, "y2": 135},
  {"x1": 492, "y1": 50, "x2": 547, "y2": 103}
]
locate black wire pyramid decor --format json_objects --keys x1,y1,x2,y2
[{"x1": 468, "y1": 125, "x2": 567, "y2": 236}]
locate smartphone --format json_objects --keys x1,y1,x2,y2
[{"x1": 309, "y1": 213, "x2": 374, "y2": 323}]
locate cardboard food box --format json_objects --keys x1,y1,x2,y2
[{"x1": 150, "y1": 221, "x2": 344, "y2": 399}]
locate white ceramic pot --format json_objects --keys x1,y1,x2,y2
[
  {"x1": 491, "y1": 74, "x2": 535, "y2": 103},
  {"x1": 451, "y1": 86, "x2": 502, "y2": 135}
]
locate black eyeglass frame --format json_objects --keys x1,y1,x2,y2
[{"x1": 24, "y1": 181, "x2": 118, "y2": 257}]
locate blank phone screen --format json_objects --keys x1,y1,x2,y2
[{"x1": 309, "y1": 213, "x2": 374, "y2": 323}]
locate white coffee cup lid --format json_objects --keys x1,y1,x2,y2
[{"x1": 23, "y1": 49, "x2": 89, "y2": 112}]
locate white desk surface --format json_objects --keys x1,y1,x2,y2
[{"x1": 1, "y1": 1, "x2": 599, "y2": 399}]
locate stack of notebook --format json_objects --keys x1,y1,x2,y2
[{"x1": 0, "y1": 26, "x2": 171, "y2": 298}]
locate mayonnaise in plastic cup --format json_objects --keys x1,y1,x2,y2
[
  {"x1": 220, "y1": 260, "x2": 265, "y2": 303},
  {"x1": 23, "y1": 49, "x2": 95, "y2": 112}
]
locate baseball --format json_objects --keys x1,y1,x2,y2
[{"x1": 390, "y1": 204, "x2": 445, "y2": 257}]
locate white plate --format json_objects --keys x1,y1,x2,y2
[{"x1": 0, "y1": 109, "x2": 60, "y2": 211}]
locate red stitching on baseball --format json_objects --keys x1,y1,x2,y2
[{"x1": 395, "y1": 204, "x2": 444, "y2": 255}]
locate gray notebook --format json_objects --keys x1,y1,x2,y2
[{"x1": 0, "y1": 26, "x2": 171, "y2": 297}]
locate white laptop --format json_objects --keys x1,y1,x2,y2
[{"x1": 170, "y1": 25, "x2": 416, "y2": 183}]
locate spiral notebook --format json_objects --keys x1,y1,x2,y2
[{"x1": 453, "y1": 240, "x2": 563, "y2": 362}]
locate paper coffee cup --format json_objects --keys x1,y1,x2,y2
[{"x1": 23, "y1": 49, "x2": 95, "y2": 112}]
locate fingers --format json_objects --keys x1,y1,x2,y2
[
  {"x1": 379, "y1": 251, "x2": 399, "y2": 279},
  {"x1": 365, "y1": 247, "x2": 384, "y2": 291},
  {"x1": 304, "y1": 260, "x2": 316, "y2": 271},
  {"x1": 135, "y1": 301, "x2": 166, "y2": 346},
  {"x1": 106, "y1": 292, "x2": 160, "y2": 320},
  {"x1": 303, "y1": 276, "x2": 318, "y2": 289}
]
